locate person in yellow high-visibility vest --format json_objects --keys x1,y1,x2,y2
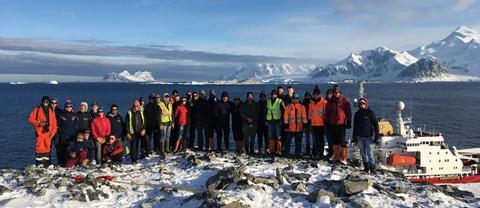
[
  {"x1": 158, "y1": 93, "x2": 174, "y2": 155},
  {"x1": 125, "y1": 99, "x2": 148, "y2": 164},
  {"x1": 283, "y1": 93, "x2": 308, "y2": 158},
  {"x1": 266, "y1": 89, "x2": 284, "y2": 156}
]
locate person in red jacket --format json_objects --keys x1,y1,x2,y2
[
  {"x1": 174, "y1": 97, "x2": 189, "y2": 152},
  {"x1": 90, "y1": 107, "x2": 111, "y2": 164},
  {"x1": 28, "y1": 96, "x2": 58, "y2": 167},
  {"x1": 324, "y1": 84, "x2": 352, "y2": 165},
  {"x1": 102, "y1": 135, "x2": 124, "y2": 164}
]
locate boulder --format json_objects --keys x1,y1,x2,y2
[
  {"x1": 221, "y1": 201, "x2": 246, "y2": 208},
  {"x1": 84, "y1": 174, "x2": 98, "y2": 189},
  {"x1": 206, "y1": 167, "x2": 241, "y2": 191},
  {"x1": 0, "y1": 185, "x2": 11, "y2": 196},
  {"x1": 23, "y1": 177, "x2": 37, "y2": 188},
  {"x1": 140, "y1": 195, "x2": 166, "y2": 208},
  {"x1": 275, "y1": 168, "x2": 285, "y2": 185},
  {"x1": 87, "y1": 189, "x2": 101, "y2": 201},
  {"x1": 307, "y1": 188, "x2": 336, "y2": 203},
  {"x1": 288, "y1": 173, "x2": 311, "y2": 181},
  {"x1": 252, "y1": 177, "x2": 278, "y2": 187},
  {"x1": 73, "y1": 192, "x2": 87, "y2": 202},
  {"x1": 340, "y1": 173, "x2": 372, "y2": 196}
]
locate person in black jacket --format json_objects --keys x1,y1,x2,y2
[
  {"x1": 232, "y1": 96, "x2": 243, "y2": 153},
  {"x1": 77, "y1": 102, "x2": 92, "y2": 132},
  {"x1": 107, "y1": 104, "x2": 125, "y2": 141},
  {"x1": 192, "y1": 90, "x2": 209, "y2": 150},
  {"x1": 187, "y1": 91, "x2": 197, "y2": 149},
  {"x1": 57, "y1": 100, "x2": 79, "y2": 166},
  {"x1": 50, "y1": 98, "x2": 62, "y2": 163},
  {"x1": 144, "y1": 93, "x2": 162, "y2": 153},
  {"x1": 352, "y1": 98, "x2": 380, "y2": 173},
  {"x1": 256, "y1": 91, "x2": 268, "y2": 154},
  {"x1": 206, "y1": 89, "x2": 217, "y2": 151},
  {"x1": 214, "y1": 91, "x2": 234, "y2": 152}
]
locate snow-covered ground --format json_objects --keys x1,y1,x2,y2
[{"x1": 0, "y1": 151, "x2": 479, "y2": 208}]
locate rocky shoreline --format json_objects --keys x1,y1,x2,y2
[{"x1": 0, "y1": 151, "x2": 478, "y2": 207}]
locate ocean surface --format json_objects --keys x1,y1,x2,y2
[{"x1": 0, "y1": 82, "x2": 479, "y2": 169}]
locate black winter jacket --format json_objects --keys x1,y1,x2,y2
[{"x1": 353, "y1": 108, "x2": 380, "y2": 140}]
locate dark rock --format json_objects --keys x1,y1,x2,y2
[
  {"x1": 340, "y1": 173, "x2": 372, "y2": 196},
  {"x1": 206, "y1": 167, "x2": 241, "y2": 191},
  {"x1": 73, "y1": 192, "x2": 87, "y2": 202},
  {"x1": 275, "y1": 168, "x2": 285, "y2": 185},
  {"x1": 87, "y1": 189, "x2": 101, "y2": 201},
  {"x1": 252, "y1": 177, "x2": 278, "y2": 187},
  {"x1": 439, "y1": 185, "x2": 475, "y2": 200},
  {"x1": 23, "y1": 177, "x2": 37, "y2": 188},
  {"x1": 394, "y1": 184, "x2": 407, "y2": 194},
  {"x1": 307, "y1": 188, "x2": 336, "y2": 203},
  {"x1": 288, "y1": 173, "x2": 311, "y2": 181},
  {"x1": 0, "y1": 185, "x2": 11, "y2": 196},
  {"x1": 84, "y1": 174, "x2": 98, "y2": 189},
  {"x1": 236, "y1": 179, "x2": 249, "y2": 186},
  {"x1": 37, "y1": 188, "x2": 47, "y2": 197},
  {"x1": 350, "y1": 197, "x2": 372, "y2": 208}
]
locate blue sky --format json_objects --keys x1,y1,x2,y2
[{"x1": 0, "y1": 0, "x2": 479, "y2": 79}]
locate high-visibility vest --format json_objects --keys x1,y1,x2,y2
[
  {"x1": 284, "y1": 103, "x2": 307, "y2": 132},
  {"x1": 309, "y1": 99, "x2": 326, "y2": 126},
  {"x1": 127, "y1": 110, "x2": 144, "y2": 134},
  {"x1": 158, "y1": 101, "x2": 173, "y2": 123},
  {"x1": 266, "y1": 98, "x2": 282, "y2": 121}
]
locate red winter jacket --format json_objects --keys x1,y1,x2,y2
[
  {"x1": 174, "y1": 105, "x2": 190, "y2": 126},
  {"x1": 102, "y1": 140, "x2": 124, "y2": 161},
  {"x1": 91, "y1": 116, "x2": 111, "y2": 140},
  {"x1": 325, "y1": 96, "x2": 352, "y2": 126}
]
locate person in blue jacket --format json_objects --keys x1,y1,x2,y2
[{"x1": 57, "y1": 100, "x2": 79, "y2": 166}]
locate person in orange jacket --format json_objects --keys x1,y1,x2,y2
[
  {"x1": 28, "y1": 96, "x2": 58, "y2": 167},
  {"x1": 90, "y1": 107, "x2": 111, "y2": 164},
  {"x1": 309, "y1": 85, "x2": 327, "y2": 160},
  {"x1": 283, "y1": 93, "x2": 308, "y2": 158}
]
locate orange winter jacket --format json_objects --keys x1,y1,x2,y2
[
  {"x1": 28, "y1": 106, "x2": 57, "y2": 153},
  {"x1": 309, "y1": 98, "x2": 327, "y2": 126},
  {"x1": 283, "y1": 103, "x2": 308, "y2": 132}
]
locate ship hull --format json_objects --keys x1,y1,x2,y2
[{"x1": 409, "y1": 175, "x2": 480, "y2": 184}]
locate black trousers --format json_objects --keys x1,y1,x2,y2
[
  {"x1": 196, "y1": 122, "x2": 208, "y2": 150},
  {"x1": 188, "y1": 123, "x2": 196, "y2": 149},
  {"x1": 56, "y1": 136, "x2": 73, "y2": 166},
  {"x1": 257, "y1": 123, "x2": 268, "y2": 150},
  {"x1": 130, "y1": 134, "x2": 150, "y2": 163},
  {"x1": 285, "y1": 132, "x2": 303, "y2": 157},
  {"x1": 216, "y1": 124, "x2": 230, "y2": 151},
  {"x1": 330, "y1": 125, "x2": 346, "y2": 147},
  {"x1": 312, "y1": 126, "x2": 325, "y2": 158},
  {"x1": 35, "y1": 152, "x2": 51, "y2": 167}
]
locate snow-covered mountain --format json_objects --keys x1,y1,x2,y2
[
  {"x1": 103, "y1": 70, "x2": 156, "y2": 82},
  {"x1": 310, "y1": 47, "x2": 418, "y2": 81},
  {"x1": 222, "y1": 63, "x2": 317, "y2": 82},
  {"x1": 409, "y1": 26, "x2": 480, "y2": 76}
]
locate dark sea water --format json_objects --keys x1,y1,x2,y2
[{"x1": 0, "y1": 82, "x2": 479, "y2": 169}]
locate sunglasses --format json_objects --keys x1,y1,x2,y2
[
  {"x1": 108, "y1": 137, "x2": 115, "y2": 140},
  {"x1": 359, "y1": 102, "x2": 366, "y2": 105},
  {"x1": 66, "y1": 106, "x2": 73, "y2": 108},
  {"x1": 134, "y1": 105, "x2": 140, "y2": 107},
  {"x1": 51, "y1": 102, "x2": 57, "y2": 104},
  {"x1": 334, "y1": 91, "x2": 341, "y2": 94}
]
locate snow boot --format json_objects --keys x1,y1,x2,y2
[
  {"x1": 369, "y1": 163, "x2": 377, "y2": 174},
  {"x1": 174, "y1": 140, "x2": 181, "y2": 153},
  {"x1": 363, "y1": 162, "x2": 370, "y2": 173},
  {"x1": 182, "y1": 140, "x2": 187, "y2": 152},
  {"x1": 276, "y1": 140, "x2": 282, "y2": 156},
  {"x1": 159, "y1": 142, "x2": 165, "y2": 156},
  {"x1": 268, "y1": 139, "x2": 275, "y2": 154},
  {"x1": 340, "y1": 147, "x2": 348, "y2": 165},
  {"x1": 333, "y1": 145, "x2": 341, "y2": 162},
  {"x1": 208, "y1": 137, "x2": 215, "y2": 151},
  {"x1": 235, "y1": 141, "x2": 243, "y2": 154}
]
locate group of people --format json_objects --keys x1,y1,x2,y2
[{"x1": 28, "y1": 84, "x2": 381, "y2": 173}]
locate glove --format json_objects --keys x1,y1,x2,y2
[
  {"x1": 97, "y1": 137, "x2": 106, "y2": 144},
  {"x1": 126, "y1": 134, "x2": 133, "y2": 141},
  {"x1": 140, "y1": 129, "x2": 146, "y2": 137},
  {"x1": 69, "y1": 152, "x2": 77, "y2": 159},
  {"x1": 346, "y1": 120, "x2": 352, "y2": 129},
  {"x1": 81, "y1": 159, "x2": 89, "y2": 167},
  {"x1": 352, "y1": 137, "x2": 358, "y2": 144},
  {"x1": 171, "y1": 123, "x2": 175, "y2": 129},
  {"x1": 38, "y1": 121, "x2": 46, "y2": 127}
]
